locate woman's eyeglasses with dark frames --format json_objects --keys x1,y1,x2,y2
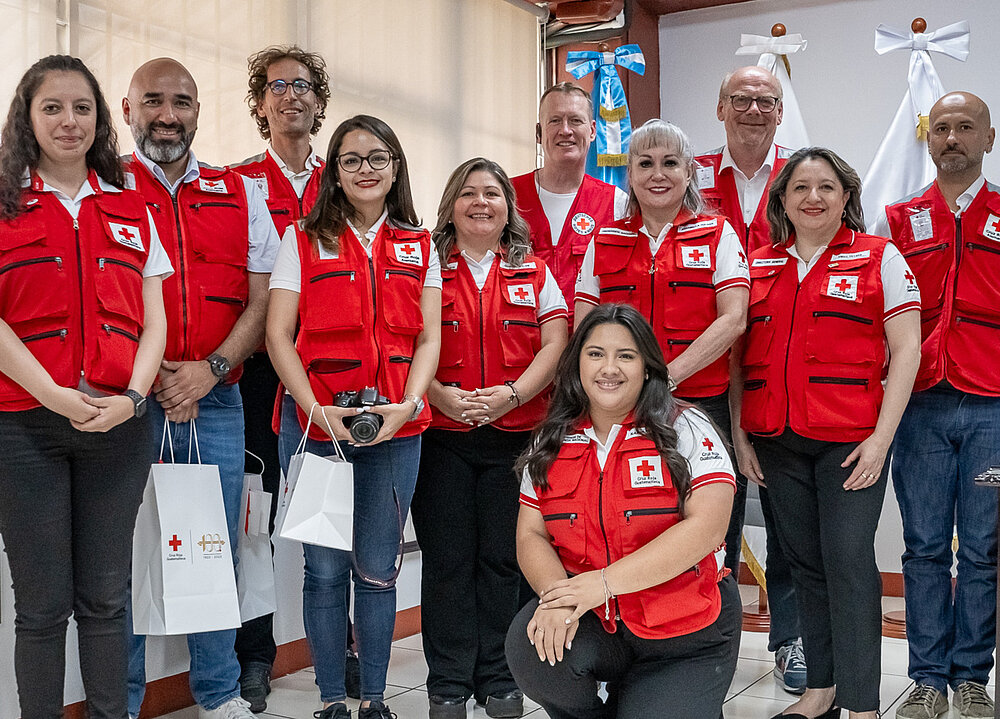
[{"x1": 336, "y1": 151, "x2": 394, "y2": 173}]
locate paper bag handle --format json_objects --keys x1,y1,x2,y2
[
  {"x1": 297, "y1": 402, "x2": 347, "y2": 462},
  {"x1": 157, "y1": 416, "x2": 203, "y2": 464},
  {"x1": 244, "y1": 449, "x2": 265, "y2": 476},
  {"x1": 158, "y1": 416, "x2": 175, "y2": 463}
]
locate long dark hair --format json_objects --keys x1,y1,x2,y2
[
  {"x1": 516, "y1": 304, "x2": 694, "y2": 513},
  {"x1": 432, "y1": 157, "x2": 531, "y2": 266},
  {"x1": 301, "y1": 114, "x2": 419, "y2": 254},
  {"x1": 0, "y1": 55, "x2": 124, "y2": 219},
  {"x1": 765, "y1": 146, "x2": 865, "y2": 246}
]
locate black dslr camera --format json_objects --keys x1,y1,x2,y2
[{"x1": 333, "y1": 387, "x2": 391, "y2": 444}]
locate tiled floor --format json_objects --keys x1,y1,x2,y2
[{"x1": 161, "y1": 599, "x2": 996, "y2": 719}]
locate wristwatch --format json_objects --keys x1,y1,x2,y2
[
  {"x1": 124, "y1": 389, "x2": 147, "y2": 418},
  {"x1": 206, "y1": 353, "x2": 232, "y2": 383},
  {"x1": 402, "y1": 393, "x2": 425, "y2": 420}
]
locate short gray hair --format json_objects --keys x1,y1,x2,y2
[{"x1": 626, "y1": 119, "x2": 703, "y2": 216}]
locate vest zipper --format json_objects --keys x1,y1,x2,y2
[
  {"x1": 782, "y1": 281, "x2": 801, "y2": 427},
  {"x1": 0, "y1": 256, "x2": 63, "y2": 275},
  {"x1": 903, "y1": 242, "x2": 947, "y2": 258},
  {"x1": 967, "y1": 242, "x2": 1000, "y2": 257},
  {"x1": 102, "y1": 323, "x2": 140, "y2": 342},
  {"x1": 956, "y1": 315, "x2": 1000, "y2": 331},
  {"x1": 812, "y1": 310, "x2": 873, "y2": 325},
  {"x1": 479, "y1": 288, "x2": 486, "y2": 388},
  {"x1": 310, "y1": 270, "x2": 355, "y2": 283},
  {"x1": 668, "y1": 280, "x2": 714, "y2": 289},
  {"x1": 98, "y1": 257, "x2": 142, "y2": 275},
  {"x1": 596, "y1": 470, "x2": 620, "y2": 622},
  {"x1": 624, "y1": 507, "x2": 677, "y2": 524},
  {"x1": 808, "y1": 376, "x2": 869, "y2": 386},
  {"x1": 542, "y1": 512, "x2": 578, "y2": 527},
  {"x1": 171, "y1": 194, "x2": 190, "y2": 355},
  {"x1": 74, "y1": 218, "x2": 85, "y2": 380},
  {"x1": 503, "y1": 319, "x2": 538, "y2": 329},
  {"x1": 367, "y1": 254, "x2": 382, "y2": 394},
  {"x1": 191, "y1": 201, "x2": 240, "y2": 210},
  {"x1": 442, "y1": 319, "x2": 459, "y2": 332},
  {"x1": 600, "y1": 284, "x2": 636, "y2": 293},
  {"x1": 21, "y1": 328, "x2": 68, "y2": 343}
]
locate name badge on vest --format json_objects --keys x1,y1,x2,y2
[
  {"x1": 908, "y1": 209, "x2": 933, "y2": 242},
  {"x1": 830, "y1": 250, "x2": 870, "y2": 263},
  {"x1": 562, "y1": 433, "x2": 590, "y2": 445},
  {"x1": 507, "y1": 284, "x2": 536, "y2": 307},
  {"x1": 199, "y1": 178, "x2": 228, "y2": 194},
  {"x1": 751, "y1": 257, "x2": 788, "y2": 267},
  {"x1": 824, "y1": 275, "x2": 860, "y2": 302},
  {"x1": 571, "y1": 212, "x2": 596, "y2": 236},
  {"x1": 109, "y1": 223, "x2": 144, "y2": 251},
  {"x1": 680, "y1": 245, "x2": 712, "y2": 269},
  {"x1": 695, "y1": 164, "x2": 715, "y2": 190},
  {"x1": 393, "y1": 242, "x2": 422, "y2": 266},
  {"x1": 123, "y1": 172, "x2": 136, "y2": 191},
  {"x1": 625, "y1": 427, "x2": 644, "y2": 440},
  {"x1": 983, "y1": 214, "x2": 1000, "y2": 242},
  {"x1": 628, "y1": 455, "x2": 664, "y2": 489}
]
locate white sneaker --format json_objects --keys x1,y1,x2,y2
[{"x1": 199, "y1": 697, "x2": 255, "y2": 719}]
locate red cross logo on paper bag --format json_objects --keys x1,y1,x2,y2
[
  {"x1": 571, "y1": 212, "x2": 596, "y2": 235},
  {"x1": 168, "y1": 534, "x2": 182, "y2": 551}
]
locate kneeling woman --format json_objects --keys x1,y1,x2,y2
[{"x1": 506, "y1": 303, "x2": 740, "y2": 719}]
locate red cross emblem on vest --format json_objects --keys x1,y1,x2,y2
[
  {"x1": 571, "y1": 212, "x2": 596, "y2": 235},
  {"x1": 681, "y1": 245, "x2": 711, "y2": 269},
  {"x1": 636, "y1": 459, "x2": 655, "y2": 476},
  {"x1": 628, "y1": 455, "x2": 663, "y2": 488},
  {"x1": 824, "y1": 275, "x2": 859, "y2": 302},
  {"x1": 984, "y1": 213, "x2": 1000, "y2": 242},
  {"x1": 393, "y1": 241, "x2": 422, "y2": 265},
  {"x1": 168, "y1": 534, "x2": 182, "y2": 551},
  {"x1": 507, "y1": 284, "x2": 535, "y2": 306},
  {"x1": 108, "y1": 222, "x2": 144, "y2": 251}
]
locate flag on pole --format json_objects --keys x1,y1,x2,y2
[
  {"x1": 565, "y1": 44, "x2": 646, "y2": 192},
  {"x1": 735, "y1": 32, "x2": 810, "y2": 150},
  {"x1": 862, "y1": 20, "x2": 970, "y2": 234}
]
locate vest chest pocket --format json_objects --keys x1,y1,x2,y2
[
  {"x1": 0, "y1": 223, "x2": 69, "y2": 328},
  {"x1": 186, "y1": 201, "x2": 248, "y2": 267},
  {"x1": 541, "y1": 445, "x2": 590, "y2": 567},
  {"x1": 380, "y1": 266, "x2": 424, "y2": 335},
  {"x1": 302, "y1": 268, "x2": 362, "y2": 331},
  {"x1": 955, "y1": 217, "x2": 1000, "y2": 315},
  {"x1": 803, "y1": 310, "x2": 877, "y2": 365},
  {"x1": 94, "y1": 256, "x2": 144, "y2": 324},
  {"x1": 438, "y1": 292, "x2": 466, "y2": 369}
]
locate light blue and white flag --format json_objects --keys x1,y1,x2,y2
[{"x1": 566, "y1": 44, "x2": 646, "y2": 192}]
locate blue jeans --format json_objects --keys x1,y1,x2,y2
[
  {"x1": 128, "y1": 383, "x2": 246, "y2": 714},
  {"x1": 892, "y1": 387, "x2": 1000, "y2": 693},
  {"x1": 278, "y1": 395, "x2": 420, "y2": 704}
]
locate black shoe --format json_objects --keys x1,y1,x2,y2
[
  {"x1": 482, "y1": 690, "x2": 524, "y2": 718},
  {"x1": 314, "y1": 703, "x2": 351, "y2": 719},
  {"x1": 239, "y1": 662, "x2": 272, "y2": 713},
  {"x1": 358, "y1": 701, "x2": 396, "y2": 719},
  {"x1": 428, "y1": 694, "x2": 467, "y2": 719},
  {"x1": 345, "y1": 649, "x2": 361, "y2": 700}
]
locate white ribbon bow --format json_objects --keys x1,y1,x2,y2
[
  {"x1": 735, "y1": 33, "x2": 807, "y2": 56},
  {"x1": 873, "y1": 20, "x2": 970, "y2": 61}
]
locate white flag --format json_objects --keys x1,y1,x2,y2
[
  {"x1": 736, "y1": 33, "x2": 810, "y2": 150},
  {"x1": 861, "y1": 21, "x2": 970, "y2": 234}
]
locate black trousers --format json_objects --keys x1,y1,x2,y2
[
  {"x1": 753, "y1": 429, "x2": 886, "y2": 712},
  {"x1": 506, "y1": 576, "x2": 741, "y2": 719},
  {"x1": 235, "y1": 352, "x2": 281, "y2": 669},
  {"x1": 410, "y1": 426, "x2": 529, "y2": 700},
  {"x1": 0, "y1": 407, "x2": 152, "y2": 719}
]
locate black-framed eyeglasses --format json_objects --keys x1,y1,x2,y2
[
  {"x1": 265, "y1": 79, "x2": 314, "y2": 96},
  {"x1": 337, "y1": 151, "x2": 394, "y2": 173},
  {"x1": 729, "y1": 94, "x2": 780, "y2": 113}
]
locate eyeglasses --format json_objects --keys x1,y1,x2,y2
[
  {"x1": 336, "y1": 150, "x2": 394, "y2": 173},
  {"x1": 729, "y1": 95, "x2": 780, "y2": 113},
  {"x1": 264, "y1": 79, "x2": 314, "y2": 96}
]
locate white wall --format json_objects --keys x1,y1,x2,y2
[{"x1": 658, "y1": 0, "x2": 1000, "y2": 182}]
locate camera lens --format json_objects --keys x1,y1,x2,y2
[{"x1": 349, "y1": 411, "x2": 383, "y2": 444}]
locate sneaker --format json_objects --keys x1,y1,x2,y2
[
  {"x1": 239, "y1": 662, "x2": 272, "y2": 713},
  {"x1": 895, "y1": 685, "x2": 948, "y2": 719},
  {"x1": 358, "y1": 701, "x2": 396, "y2": 719},
  {"x1": 314, "y1": 703, "x2": 351, "y2": 719},
  {"x1": 429, "y1": 694, "x2": 468, "y2": 719},
  {"x1": 198, "y1": 697, "x2": 255, "y2": 719},
  {"x1": 953, "y1": 682, "x2": 995, "y2": 719},
  {"x1": 482, "y1": 690, "x2": 524, "y2": 718},
  {"x1": 773, "y1": 639, "x2": 807, "y2": 695},
  {"x1": 345, "y1": 648, "x2": 361, "y2": 700}
]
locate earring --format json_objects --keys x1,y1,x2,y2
[{"x1": 842, "y1": 209, "x2": 847, "y2": 219}]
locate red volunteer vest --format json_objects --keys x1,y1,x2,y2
[
  {"x1": 433, "y1": 251, "x2": 552, "y2": 431},
  {"x1": 230, "y1": 151, "x2": 324, "y2": 237},
  {"x1": 589, "y1": 211, "x2": 730, "y2": 398},
  {"x1": 124, "y1": 156, "x2": 250, "y2": 380},
  {"x1": 885, "y1": 181, "x2": 1000, "y2": 395},
  {"x1": 538, "y1": 420, "x2": 721, "y2": 639},
  {"x1": 511, "y1": 171, "x2": 616, "y2": 321},
  {"x1": 293, "y1": 223, "x2": 432, "y2": 440},
  {"x1": 695, "y1": 145, "x2": 791, "y2": 254},
  {"x1": 740, "y1": 227, "x2": 888, "y2": 442},
  {"x1": 0, "y1": 171, "x2": 151, "y2": 410}
]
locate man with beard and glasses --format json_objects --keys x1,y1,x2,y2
[
  {"x1": 228, "y1": 45, "x2": 338, "y2": 712},
  {"x1": 121, "y1": 57, "x2": 280, "y2": 719},
  {"x1": 883, "y1": 92, "x2": 999, "y2": 719}
]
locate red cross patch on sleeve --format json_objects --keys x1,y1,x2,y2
[
  {"x1": 823, "y1": 275, "x2": 860, "y2": 302},
  {"x1": 628, "y1": 455, "x2": 664, "y2": 488},
  {"x1": 108, "y1": 223, "x2": 145, "y2": 251},
  {"x1": 393, "y1": 242, "x2": 423, "y2": 266},
  {"x1": 507, "y1": 284, "x2": 536, "y2": 307}
]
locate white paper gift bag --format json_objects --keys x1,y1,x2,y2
[
  {"x1": 275, "y1": 407, "x2": 354, "y2": 550},
  {"x1": 131, "y1": 420, "x2": 241, "y2": 635},
  {"x1": 236, "y1": 453, "x2": 277, "y2": 621}
]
